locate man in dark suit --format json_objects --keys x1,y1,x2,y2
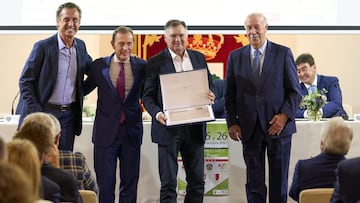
[
  {"x1": 83, "y1": 26, "x2": 146, "y2": 203},
  {"x1": 295, "y1": 53, "x2": 347, "y2": 119},
  {"x1": 18, "y1": 2, "x2": 92, "y2": 151},
  {"x1": 142, "y1": 19, "x2": 215, "y2": 203},
  {"x1": 289, "y1": 117, "x2": 353, "y2": 201},
  {"x1": 331, "y1": 157, "x2": 360, "y2": 203},
  {"x1": 225, "y1": 13, "x2": 301, "y2": 203}
]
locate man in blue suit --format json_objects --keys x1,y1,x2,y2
[
  {"x1": 18, "y1": 2, "x2": 92, "y2": 151},
  {"x1": 295, "y1": 53, "x2": 347, "y2": 119},
  {"x1": 142, "y1": 19, "x2": 215, "y2": 203},
  {"x1": 289, "y1": 117, "x2": 353, "y2": 202},
  {"x1": 331, "y1": 157, "x2": 360, "y2": 203},
  {"x1": 83, "y1": 26, "x2": 146, "y2": 203},
  {"x1": 225, "y1": 13, "x2": 302, "y2": 203}
]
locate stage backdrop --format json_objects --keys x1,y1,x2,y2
[{"x1": 137, "y1": 34, "x2": 249, "y2": 79}]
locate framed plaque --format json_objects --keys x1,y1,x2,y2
[{"x1": 160, "y1": 69, "x2": 215, "y2": 126}]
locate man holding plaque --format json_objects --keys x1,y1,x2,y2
[
  {"x1": 225, "y1": 13, "x2": 301, "y2": 203},
  {"x1": 142, "y1": 19, "x2": 215, "y2": 202}
]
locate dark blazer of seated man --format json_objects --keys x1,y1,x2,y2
[
  {"x1": 295, "y1": 53, "x2": 347, "y2": 119},
  {"x1": 331, "y1": 157, "x2": 360, "y2": 203},
  {"x1": 289, "y1": 117, "x2": 353, "y2": 202}
]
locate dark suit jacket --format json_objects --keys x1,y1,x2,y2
[
  {"x1": 41, "y1": 175, "x2": 60, "y2": 203},
  {"x1": 41, "y1": 162, "x2": 82, "y2": 203},
  {"x1": 83, "y1": 54, "x2": 146, "y2": 147},
  {"x1": 295, "y1": 74, "x2": 347, "y2": 118},
  {"x1": 142, "y1": 48, "x2": 212, "y2": 145},
  {"x1": 212, "y1": 79, "x2": 226, "y2": 118},
  {"x1": 331, "y1": 157, "x2": 360, "y2": 203},
  {"x1": 289, "y1": 153, "x2": 346, "y2": 201},
  {"x1": 19, "y1": 33, "x2": 92, "y2": 135},
  {"x1": 225, "y1": 41, "x2": 301, "y2": 141}
]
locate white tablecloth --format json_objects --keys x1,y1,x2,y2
[{"x1": 1, "y1": 120, "x2": 360, "y2": 203}]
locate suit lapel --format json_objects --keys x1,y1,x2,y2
[
  {"x1": 162, "y1": 49, "x2": 176, "y2": 73},
  {"x1": 49, "y1": 35, "x2": 60, "y2": 85},
  {"x1": 101, "y1": 56, "x2": 116, "y2": 94},
  {"x1": 258, "y1": 42, "x2": 274, "y2": 88}
]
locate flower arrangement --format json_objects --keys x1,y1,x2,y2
[{"x1": 300, "y1": 87, "x2": 328, "y2": 120}]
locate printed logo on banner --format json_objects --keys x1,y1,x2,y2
[{"x1": 177, "y1": 122, "x2": 229, "y2": 196}]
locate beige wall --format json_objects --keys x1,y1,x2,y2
[{"x1": 0, "y1": 33, "x2": 359, "y2": 117}]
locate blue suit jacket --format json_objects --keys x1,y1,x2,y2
[
  {"x1": 83, "y1": 54, "x2": 146, "y2": 147},
  {"x1": 331, "y1": 157, "x2": 360, "y2": 203},
  {"x1": 289, "y1": 153, "x2": 346, "y2": 201},
  {"x1": 142, "y1": 48, "x2": 212, "y2": 145},
  {"x1": 19, "y1": 34, "x2": 92, "y2": 135},
  {"x1": 212, "y1": 79, "x2": 226, "y2": 118},
  {"x1": 295, "y1": 74, "x2": 347, "y2": 118},
  {"x1": 225, "y1": 41, "x2": 301, "y2": 141}
]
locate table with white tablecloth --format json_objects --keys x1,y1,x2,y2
[{"x1": 1, "y1": 120, "x2": 360, "y2": 203}]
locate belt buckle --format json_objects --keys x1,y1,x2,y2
[{"x1": 60, "y1": 105, "x2": 68, "y2": 112}]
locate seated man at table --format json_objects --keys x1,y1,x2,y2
[
  {"x1": 295, "y1": 53, "x2": 347, "y2": 119},
  {"x1": 289, "y1": 117, "x2": 353, "y2": 201}
]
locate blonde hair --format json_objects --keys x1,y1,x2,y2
[
  {"x1": 0, "y1": 162, "x2": 34, "y2": 203},
  {"x1": 7, "y1": 139, "x2": 41, "y2": 200},
  {"x1": 321, "y1": 117, "x2": 353, "y2": 155},
  {"x1": 47, "y1": 113, "x2": 61, "y2": 140},
  {"x1": 14, "y1": 112, "x2": 54, "y2": 157},
  {"x1": 0, "y1": 136, "x2": 6, "y2": 161}
]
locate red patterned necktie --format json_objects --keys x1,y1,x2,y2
[
  {"x1": 117, "y1": 62, "x2": 125, "y2": 100},
  {"x1": 117, "y1": 62, "x2": 126, "y2": 123}
]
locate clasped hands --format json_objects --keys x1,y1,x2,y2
[{"x1": 228, "y1": 113, "x2": 288, "y2": 141}]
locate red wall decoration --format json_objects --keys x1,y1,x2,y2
[{"x1": 137, "y1": 34, "x2": 249, "y2": 77}]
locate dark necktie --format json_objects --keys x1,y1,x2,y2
[
  {"x1": 253, "y1": 50, "x2": 261, "y2": 85},
  {"x1": 117, "y1": 62, "x2": 126, "y2": 123},
  {"x1": 117, "y1": 62, "x2": 125, "y2": 100}
]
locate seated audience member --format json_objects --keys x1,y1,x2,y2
[
  {"x1": 212, "y1": 79, "x2": 226, "y2": 118},
  {"x1": 41, "y1": 176, "x2": 61, "y2": 203},
  {"x1": 7, "y1": 139, "x2": 52, "y2": 203},
  {"x1": 47, "y1": 113, "x2": 98, "y2": 193},
  {"x1": 289, "y1": 117, "x2": 353, "y2": 201},
  {"x1": 0, "y1": 136, "x2": 6, "y2": 162},
  {"x1": 331, "y1": 157, "x2": 360, "y2": 203},
  {"x1": 15, "y1": 112, "x2": 82, "y2": 203},
  {"x1": 0, "y1": 162, "x2": 34, "y2": 203},
  {"x1": 295, "y1": 53, "x2": 347, "y2": 119}
]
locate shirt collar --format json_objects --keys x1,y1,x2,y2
[
  {"x1": 251, "y1": 40, "x2": 267, "y2": 56},
  {"x1": 304, "y1": 74, "x2": 318, "y2": 89},
  {"x1": 168, "y1": 48, "x2": 189, "y2": 60},
  {"x1": 113, "y1": 55, "x2": 130, "y2": 64},
  {"x1": 57, "y1": 33, "x2": 76, "y2": 50}
]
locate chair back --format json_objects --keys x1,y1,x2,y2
[
  {"x1": 299, "y1": 188, "x2": 334, "y2": 203},
  {"x1": 79, "y1": 190, "x2": 97, "y2": 203}
]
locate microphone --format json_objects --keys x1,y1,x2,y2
[{"x1": 11, "y1": 91, "x2": 20, "y2": 115}]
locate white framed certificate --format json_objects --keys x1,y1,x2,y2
[{"x1": 160, "y1": 69, "x2": 215, "y2": 126}]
